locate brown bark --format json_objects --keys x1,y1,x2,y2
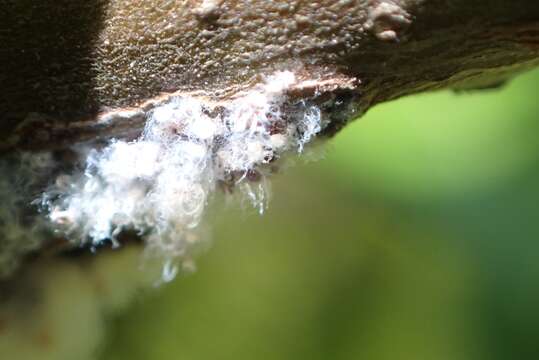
[{"x1": 2, "y1": 0, "x2": 539, "y2": 151}]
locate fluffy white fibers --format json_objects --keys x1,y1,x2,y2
[{"x1": 2, "y1": 71, "x2": 324, "y2": 281}]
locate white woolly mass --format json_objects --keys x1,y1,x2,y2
[{"x1": 39, "y1": 71, "x2": 324, "y2": 280}]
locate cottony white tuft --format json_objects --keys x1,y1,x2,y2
[{"x1": 0, "y1": 71, "x2": 325, "y2": 281}]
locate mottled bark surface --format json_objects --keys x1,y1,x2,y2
[{"x1": 2, "y1": 0, "x2": 539, "y2": 150}]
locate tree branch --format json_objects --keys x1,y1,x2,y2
[{"x1": 2, "y1": 0, "x2": 539, "y2": 151}]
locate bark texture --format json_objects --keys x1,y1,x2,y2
[{"x1": 2, "y1": 0, "x2": 539, "y2": 151}]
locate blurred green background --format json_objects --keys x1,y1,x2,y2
[{"x1": 102, "y1": 69, "x2": 539, "y2": 360}]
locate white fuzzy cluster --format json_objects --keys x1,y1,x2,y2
[{"x1": 41, "y1": 72, "x2": 323, "y2": 280}]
